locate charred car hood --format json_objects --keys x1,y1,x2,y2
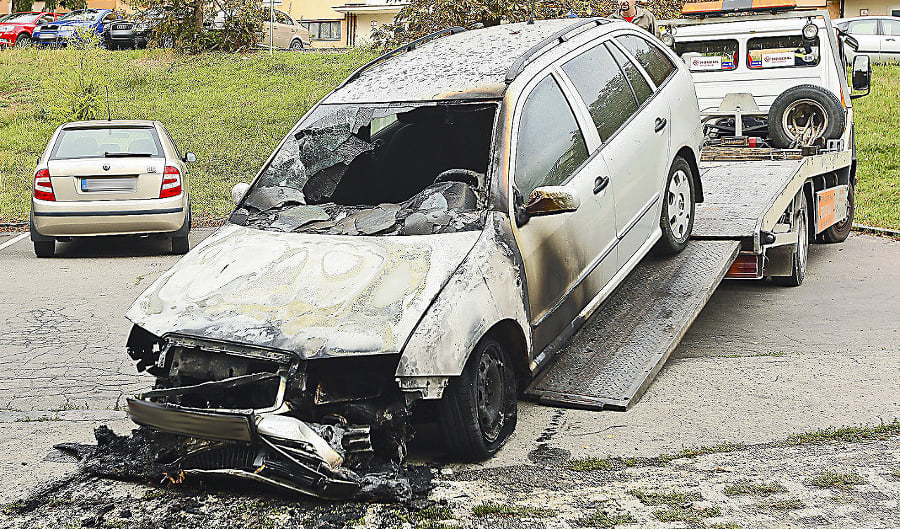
[{"x1": 127, "y1": 223, "x2": 481, "y2": 358}]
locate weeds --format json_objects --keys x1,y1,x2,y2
[
  {"x1": 755, "y1": 497, "x2": 805, "y2": 510},
  {"x1": 575, "y1": 510, "x2": 637, "y2": 527},
  {"x1": 781, "y1": 420, "x2": 900, "y2": 446},
  {"x1": 809, "y1": 471, "x2": 866, "y2": 488},
  {"x1": 658, "y1": 441, "x2": 746, "y2": 463},
  {"x1": 653, "y1": 505, "x2": 721, "y2": 523},
  {"x1": 566, "y1": 457, "x2": 615, "y2": 471},
  {"x1": 13, "y1": 415, "x2": 60, "y2": 422},
  {"x1": 471, "y1": 501, "x2": 555, "y2": 518},
  {"x1": 723, "y1": 480, "x2": 787, "y2": 496},
  {"x1": 629, "y1": 489, "x2": 701, "y2": 507}
]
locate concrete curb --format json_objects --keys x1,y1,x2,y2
[{"x1": 853, "y1": 223, "x2": 900, "y2": 237}]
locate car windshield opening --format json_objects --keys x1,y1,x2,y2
[
  {"x1": 232, "y1": 102, "x2": 498, "y2": 236},
  {"x1": 675, "y1": 39, "x2": 739, "y2": 71},
  {"x1": 748, "y1": 35, "x2": 820, "y2": 69},
  {"x1": 51, "y1": 127, "x2": 163, "y2": 160}
]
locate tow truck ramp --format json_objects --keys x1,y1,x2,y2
[{"x1": 524, "y1": 239, "x2": 739, "y2": 411}]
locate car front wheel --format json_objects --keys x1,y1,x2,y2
[
  {"x1": 654, "y1": 156, "x2": 695, "y2": 255},
  {"x1": 289, "y1": 39, "x2": 303, "y2": 50},
  {"x1": 438, "y1": 336, "x2": 517, "y2": 460}
]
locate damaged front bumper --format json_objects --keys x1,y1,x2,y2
[{"x1": 127, "y1": 373, "x2": 372, "y2": 499}]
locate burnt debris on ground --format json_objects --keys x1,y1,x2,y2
[{"x1": 52, "y1": 426, "x2": 433, "y2": 505}]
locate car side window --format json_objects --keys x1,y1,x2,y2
[
  {"x1": 562, "y1": 43, "x2": 637, "y2": 142},
  {"x1": 881, "y1": 19, "x2": 900, "y2": 36},
  {"x1": 607, "y1": 42, "x2": 653, "y2": 106},
  {"x1": 848, "y1": 20, "x2": 878, "y2": 35},
  {"x1": 616, "y1": 34, "x2": 676, "y2": 87},
  {"x1": 514, "y1": 75, "x2": 589, "y2": 197}
]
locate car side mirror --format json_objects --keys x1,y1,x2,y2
[
  {"x1": 231, "y1": 182, "x2": 250, "y2": 205},
  {"x1": 184, "y1": 152, "x2": 197, "y2": 163},
  {"x1": 850, "y1": 54, "x2": 871, "y2": 99},
  {"x1": 525, "y1": 186, "x2": 581, "y2": 217}
]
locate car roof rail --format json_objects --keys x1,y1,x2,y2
[
  {"x1": 505, "y1": 18, "x2": 611, "y2": 84},
  {"x1": 337, "y1": 26, "x2": 467, "y2": 89}
]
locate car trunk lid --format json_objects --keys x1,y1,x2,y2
[{"x1": 47, "y1": 158, "x2": 166, "y2": 201}]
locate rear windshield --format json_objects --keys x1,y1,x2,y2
[
  {"x1": 748, "y1": 35, "x2": 820, "y2": 69},
  {"x1": 675, "y1": 39, "x2": 739, "y2": 71},
  {"x1": 51, "y1": 127, "x2": 163, "y2": 159}
]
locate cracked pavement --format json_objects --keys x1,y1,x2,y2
[{"x1": 0, "y1": 230, "x2": 898, "y2": 527}]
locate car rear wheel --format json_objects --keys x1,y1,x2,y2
[
  {"x1": 438, "y1": 336, "x2": 517, "y2": 460},
  {"x1": 654, "y1": 157, "x2": 695, "y2": 255},
  {"x1": 34, "y1": 240, "x2": 55, "y2": 258}
]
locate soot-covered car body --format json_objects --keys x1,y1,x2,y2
[{"x1": 125, "y1": 18, "x2": 703, "y2": 498}]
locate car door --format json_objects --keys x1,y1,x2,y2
[
  {"x1": 509, "y1": 72, "x2": 617, "y2": 351},
  {"x1": 879, "y1": 18, "x2": 900, "y2": 62},
  {"x1": 847, "y1": 19, "x2": 881, "y2": 60},
  {"x1": 604, "y1": 34, "x2": 675, "y2": 268}
]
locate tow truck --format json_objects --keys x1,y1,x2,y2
[{"x1": 525, "y1": 0, "x2": 871, "y2": 410}]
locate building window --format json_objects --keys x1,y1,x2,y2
[{"x1": 302, "y1": 20, "x2": 341, "y2": 41}]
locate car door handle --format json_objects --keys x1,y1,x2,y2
[
  {"x1": 594, "y1": 176, "x2": 610, "y2": 194},
  {"x1": 654, "y1": 117, "x2": 667, "y2": 133},
  {"x1": 887, "y1": 38, "x2": 896, "y2": 41}
]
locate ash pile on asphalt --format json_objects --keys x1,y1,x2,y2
[{"x1": 54, "y1": 426, "x2": 432, "y2": 504}]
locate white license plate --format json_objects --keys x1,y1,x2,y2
[{"x1": 81, "y1": 177, "x2": 137, "y2": 192}]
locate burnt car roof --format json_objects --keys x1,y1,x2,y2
[{"x1": 326, "y1": 19, "x2": 615, "y2": 104}]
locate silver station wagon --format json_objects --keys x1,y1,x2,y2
[
  {"x1": 125, "y1": 19, "x2": 704, "y2": 498},
  {"x1": 30, "y1": 120, "x2": 193, "y2": 257}
]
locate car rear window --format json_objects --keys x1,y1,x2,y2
[
  {"x1": 51, "y1": 127, "x2": 163, "y2": 159},
  {"x1": 675, "y1": 39, "x2": 739, "y2": 71},
  {"x1": 748, "y1": 35, "x2": 820, "y2": 69}
]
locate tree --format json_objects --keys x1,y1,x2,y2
[
  {"x1": 12, "y1": 0, "x2": 34, "y2": 13},
  {"x1": 374, "y1": 0, "x2": 688, "y2": 48},
  {"x1": 124, "y1": 0, "x2": 263, "y2": 52}
]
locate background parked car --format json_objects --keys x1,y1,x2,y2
[
  {"x1": 30, "y1": 120, "x2": 195, "y2": 257},
  {"x1": 0, "y1": 12, "x2": 60, "y2": 47},
  {"x1": 32, "y1": 9, "x2": 119, "y2": 46},
  {"x1": 260, "y1": 9, "x2": 310, "y2": 49},
  {"x1": 835, "y1": 16, "x2": 900, "y2": 63},
  {"x1": 103, "y1": 9, "x2": 164, "y2": 49}
]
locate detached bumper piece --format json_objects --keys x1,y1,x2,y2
[{"x1": 127, "y1": 373, "x2": 372, "y2": 499}]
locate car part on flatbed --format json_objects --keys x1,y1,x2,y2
[
  {"x1": 524, "y1": 240, "x2": 739, "y2": 410},
  {"x1": 127, "y1": 373, "x2": 376, "y2": 499},
  {"x1": 768, "y1": 85, "x2": 845, "y2": 149}
]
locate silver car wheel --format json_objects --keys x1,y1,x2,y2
[{"x1": 667, "y1": 168, "x2": 691, "y2": 241}]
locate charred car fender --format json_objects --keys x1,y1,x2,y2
[{"x1": 396, "y1": 212, "x2": 530, "y2": 398}]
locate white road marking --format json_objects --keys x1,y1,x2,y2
[{"x1": 0, "y1": 233, "x2": 28, "y2": 252}]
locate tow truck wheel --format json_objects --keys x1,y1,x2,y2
[
  {"x1": 768, "y1": 85, "x2": 845, "y2": 149},
  {"x1": 654, "y1": 157, "x2": 695, "y2": 255},
  {"x1": 438, "y1": 336, "x2": 517, "y2": 460},
  {"x1": 821, "y1": 182, "x2": 855, "y2": 243},
  {"x1": 773, "y1": 198, "x2": 808, "y2": 287}
]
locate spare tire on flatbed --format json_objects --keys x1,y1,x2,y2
[{"x1": 767, "y1": 84, "x2": 845, "y2": 148}]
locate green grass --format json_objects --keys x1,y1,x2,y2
[
  {"x1": 809, "y1": 471, "x2": 866, "y2": 488},
  {"x1": 566, "y1": 456, "x2": 615, "y2": 471},
  {"x1": 854, "y1": 64, "x2": 900, "y2": 230},
  {"x1": 723, "y1": 480, "x2": 788, "y2": 497},
  {"x1": 653, "y1": 505, "x2": 721, "y2": 523},
  {"x1": 575, "y1": 510, "x2": 637, "y2": 527},
  {"x1": 629, "y1": 489, "x2": 701, "y2": 507},
  {"x1": 781, "y1": 419, "x2": 900, "y2": 446},
  {"x1": 754, "y1": 497, "x2": 805, "y2": 510},
  {"x1": 0, "y1": 46, "x2": 377, "y2": 224},
  {"x1": 657, "y1": 441, "x2": 746, "y2": 463},
  {"x1": 471, "y1": 501, "x2": 555, "y2": 518}
]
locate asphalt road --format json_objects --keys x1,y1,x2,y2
[{"x1": 0, "y1": 230, "x2": 898, "y2": 506}]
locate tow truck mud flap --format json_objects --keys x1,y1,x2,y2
[{"x1": 525, "y1": 240, "x2": 739, "y2": 411}]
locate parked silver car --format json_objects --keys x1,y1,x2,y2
[
  {"x1": 835, "y1": 16, "x2": 900, "y2": 63},
  {"x1": 30, "y1": 120, "x2": 194, "y2": 257},
  {"x1": 125, "y1": 19, "x2": 703, "y2": 498}
]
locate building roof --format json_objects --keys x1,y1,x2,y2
[{"x1": 326, "y1": 19, "x2": 601, "y2": 104}]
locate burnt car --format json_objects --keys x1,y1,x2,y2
[{"x1": 125, "y1": 18, "x2": 703, "y2": 498}]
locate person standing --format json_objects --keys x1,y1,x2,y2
[{"x1": 609, "y1": 0, "x2": 660, "y2": 38}]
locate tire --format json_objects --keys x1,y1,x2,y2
[
  {"x1": 171, "y1": 235, "x2": 189, "y2": 254},
  {"x1": 773, "y1": 197, "x2": 808, "y2": 287},
  {"x1": 767, "y1": 85, "x2": 846, "y2": 149},
  {"x1": 34, "y1": 241, "x2": 55, "y2": 258},
  {"x1": 15, "y1": 33, "x2": 29, "y2": 47},
  {"x1": 438, "y1": 336, "x2": 517, "y2": 460},
  {"x1": 820, "y1": 182, "x2": 854, "y2": 243},
  {"x1": 289, "y1": 39, "x2": 303, "y2": 50},
  {"x1": 653, "y1": 157, "x2": 695, "y2": 255}
]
